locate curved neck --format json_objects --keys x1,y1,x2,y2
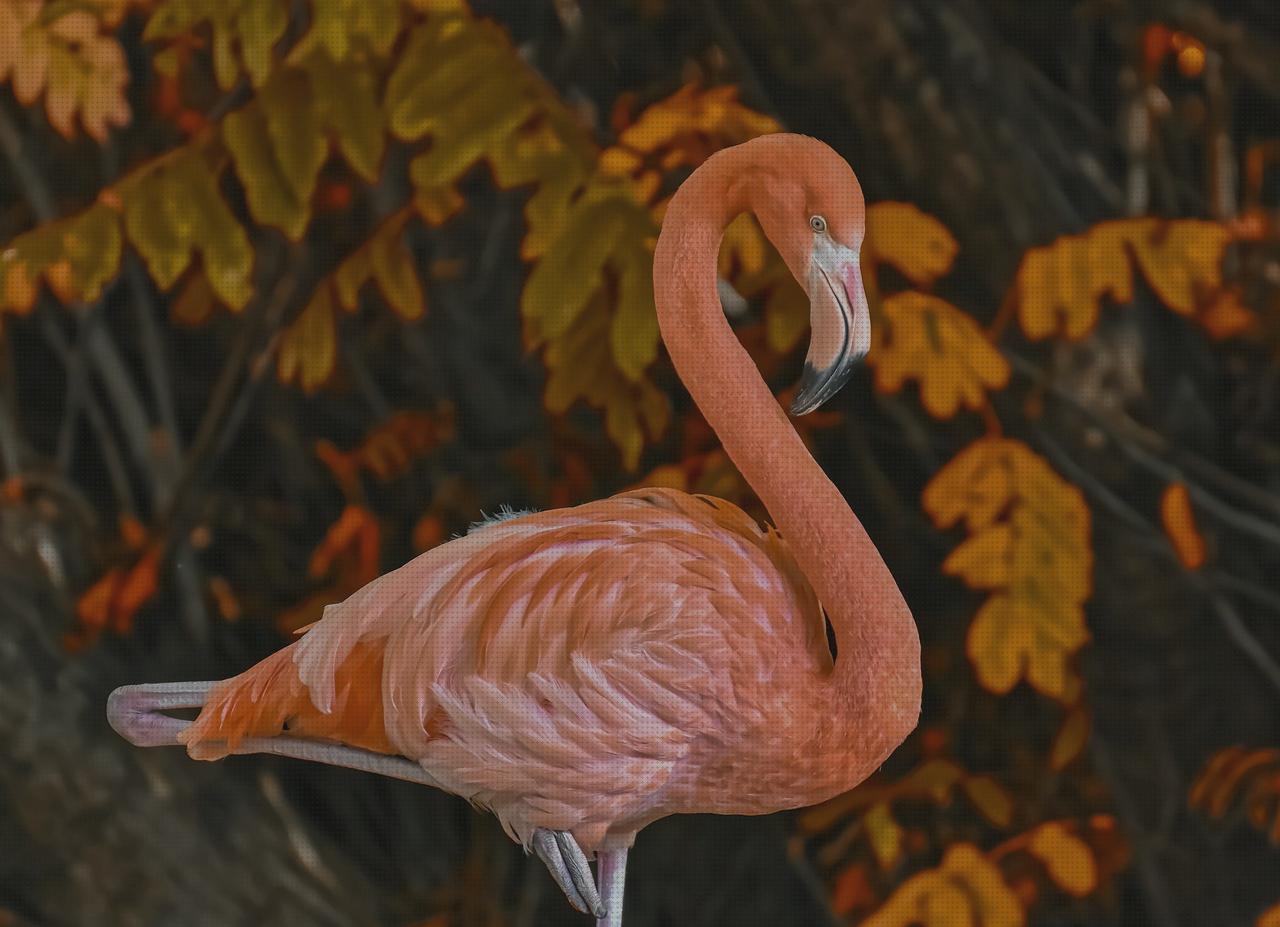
[{"x1": 652, "y1": 145, "x2": 920, "y2": 748}]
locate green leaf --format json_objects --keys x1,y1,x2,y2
[
  {"x1": 236, "y1": 0, "x2": 288, "y2": 87},
  {"x1": 224, "y1": 90, "x2": 317, "y2": 240},
  {"x1": 386, "y1": 24, "x2": 496, "y2": 139},
  {"x1": 124, "y1": 170, "x2": 192, "y2": 289},
  {"x1": 260, "y1": 70, "x2": 326, "y2": 205},
  {"x1": 303, "y1": 51, "x2": 385, "y2": 181},
  {"x1": 62, "y1": 204, "x2": 122, "y2": 303},
  {"x1": 522, "y1": 199, "x2": 631, "y2": 340},
  {"x1": 610, "y1": 244, "x2": 659, "y2": 382},
  {"x1": 172, "y1": 153, "x2": 253, "y2": 310}
]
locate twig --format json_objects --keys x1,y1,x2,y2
[
  {"x1": 0, "y1": 331, "x2": 22, "y2": 476},
  {"x1": 1009, "y1": 352, "x2": 1280, "y2": 550},
  {"x1": 159, "y1": 249, "x2": 304, "y2": 538},
  {"x1": 1034, "y1": 427, "x2": 1280, "y2": 696},
  {"x1": 38, "y1": 313, "x2": 137, "y2": 514}
]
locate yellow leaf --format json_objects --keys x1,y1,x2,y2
[
  {"x1": 866, "y1": 202, "x2": 958, "y2": 287},
  {"x1": 926, "y1": 439, "x2": 1092, "y2": 702},
  {"x1": 1028, "y1": 822, "x2": 1098, "y2": 896},
  {"x1": 871, "y1": 291, "x2": 1009, "y2": 418},
  {"x1": 367, "y1": 213, "x2": 425, "y2": 320},
  {"x1": 1048, "y1": 705, "x2": 1090, "y2": 771},
  {"x1": 1160, "y1": 482, "x2": 1206, "y2": 569},
  {"x1": 1128, "y1": 219, "x2": 1231, "y2": 316},
  {"x1": 963, "y1": 775, "x2": 1014, "y2": 828},
  {"x1": 863, "y1": 843, "x2": 1024, "y2": 927},
  {"x1": 278, "y1": 285, "x2": 338, "y2": 393},
  {"x1": 616, "y1": 83, "x2": 780, "y2": 165},
  {"x1": 1014, "y1": 218, "x2": 1234, "y2": 340},
  {"x1": 864, "y1": 801, "x2": 903, "y2": 870},
  {"x1": 942, "y1": 523, "x2": 1012, "y2": 590}
]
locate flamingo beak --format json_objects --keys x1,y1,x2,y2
[{"x1": 791, "y1": 239, "x2": 870, "y2": 415}]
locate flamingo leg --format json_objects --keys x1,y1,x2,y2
[
  {"x1": 596, "y1": 847, "x2": 628, "y2": 927},
  {"x1": 531, "y1": 828, "x2": 606, "y2": 918},
  {"x1": 106, "y1": 683, "x2": 445, "y2": 787}
]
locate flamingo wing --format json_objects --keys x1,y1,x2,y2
[{"x1": 220, "y1": 488, "x2": 828, "y2": 844}]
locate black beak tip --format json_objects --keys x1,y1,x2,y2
[{"x1": 790, "y1": 363, "x2": 826, "y2": 416}]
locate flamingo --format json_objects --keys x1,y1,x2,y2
[{"x1": 107, "y1": 133, "x2": 922, "y2": 926}]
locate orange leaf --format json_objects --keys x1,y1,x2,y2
[
  {"x1": 1257, "y1": 902, "x2": 1280, "y2": 927},
  {"x1": 308, "y1": 505, "x2": 381, "y2": 584},
  {"x1": 114, "y1": 546, "x2": 161, "y2": 633},
  {"x1": 1049, "y1": 706, "x2": 1090, "y2": 771},
  {"x1": 863, "y1": 843, "x2": 1024, "y2": 927},
  {"x1": 831, "y1": 862, "x2": 876, "y2": 915},
  {"x1": 1160, "y1": 482, "x2": 1206, "y2": 569},
  {"x1": 1028, "y1": 821, "x2": 1098, "y2": 897}
]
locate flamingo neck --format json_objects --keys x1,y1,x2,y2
[{"x1": 652, "y1": 148, "x2": 920, "y2": 752}]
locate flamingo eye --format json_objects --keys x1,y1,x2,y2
[{"x1": 810, "y1": 215, "x2": 827, "y2": 233}]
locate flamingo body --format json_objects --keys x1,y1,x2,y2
[{"x1": 182, "y1": 487, "x2": 855, "y2": 850}]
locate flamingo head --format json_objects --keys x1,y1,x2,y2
[{"x1": 745, "y1": 136, "x2": 869, "y2": 415}]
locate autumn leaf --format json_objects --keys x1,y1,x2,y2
[
  {"x1": 1014, "y1": 218, "x2": 1240, "y2": 341},
  {"x1": 0, "y1": 202, "x2": 122, "y2": 313},
  {"x1": 280, "y1": 504, "x2": 382, "y2": 634},
  {"x1": 334, "y1": 209, "x2": 426, "y2": 320},
  {"x1": 1027, "y1": 822, "x2": 1097, "y2": 897},
  {"x1": 1258, "y1": 902, "x2": 1280, "y2": 927},
  {"x1": 924, "y1": 438, "x2": 1092, "y2": 702},
  {"x1": 0, "y1": 0, "x2": 131, "y2": 140},
  {"x1": 963, "y1": 776, "x2": 1014, "y2": 828},
  {"x1": 223, "y1": 68, "x2": 326, "y2": 240},
  {"x1": 871, "y1": 291, "x2": 1010, "y2": 418},
  {"x1": 1190, "y1": 746, "x2": 1280, "y2": 843},
  {"x1": 144, "y1": 0, "x2": 290, "y2": 89},
  {"x1": 831, "y1": 862, "x2": 877, "y2": 915},
  {"x1": 315, "y1": 410, "x2": 454, "y2": 491},
  {"x1": 277, "y1": 285, "x2": 338, "y2": 393},
  {"x1": 866, "y1": 202, "x2": 959, "y2": 288},
  {"x1": 864, "y1": 802, "x2": 904, "y2": 870},
  {"x1": 603, "y1": 83, "x2": 781, "y2": 173},
  {"x1": 862, "y1": 843, "x2": 1024, "y2": 927},
  {"x1": 75, "y1": 544, "x2": 162, "y2": 636},
  {"x1": 1048, "y1": 705, "x2": 1090, "y2": 771},
  {"x1": 1160, "y1": 482, "x2": 1206, "y2": 569}
]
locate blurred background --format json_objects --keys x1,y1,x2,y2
[{"x1": 1, "y1": 0, "x2": 1279, "y2": 925}]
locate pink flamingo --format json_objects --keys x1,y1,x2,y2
[{"x1": 108, "y1": 133, "x2": 921, "y2": 925}]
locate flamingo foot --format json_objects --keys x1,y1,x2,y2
[
  {"x1": 532, "y1": 828, "x2": 606, "y2": 918},
  {"x1": 106, "y1": 681, "x2": 218, "y2": 747}
]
